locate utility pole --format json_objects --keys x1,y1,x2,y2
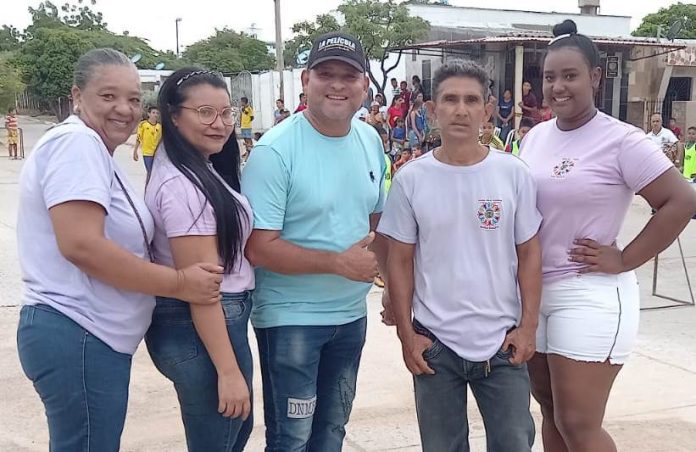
[
  {"x1": 274, "y1": 0, "x2": 284, "y2": 100},
  {"x1": 175, "y1": 18, "x2": 182, "y2": 57}
]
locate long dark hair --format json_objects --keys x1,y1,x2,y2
[{"x1": 158, "y1": 67, "x2": 246, "y2": 273}]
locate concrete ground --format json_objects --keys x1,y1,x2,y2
[{"x1": 1, "y1": 116, "x2": 695, "y2": 451}]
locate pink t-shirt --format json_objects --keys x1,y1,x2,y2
[
  {"x1": 145, "y1": 150, "x2": 255, "y2": 293},
  {"x1": 521, "y1": 111, "x2": 673, "y2": 283}
]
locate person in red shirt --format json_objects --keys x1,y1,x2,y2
[
  {"x1": 294, "y1": 93, "x2": 307, "y2": 113},
  {"x1": 399, "y1": 81, "x2": 411, "y2": 118},
  {"x1": 518, "y1": 81, "x2": 539, "y2": 124},
  {"x1": 669, "y1": 117, "x2": 682, "y2": 140},
  {"x1": 387, "y1": 95, "x2": 405, "y2": 128},
  {"x1": 538, "y1": 99, "x2": 554, "y2": 122}
]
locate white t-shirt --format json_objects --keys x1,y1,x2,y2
[
  {"x1": 377, "y1": 150, "x2": 542, "y2": 361},
  {"x1": 646, "y1": 127, "x2": 678, "y2": 148},
  {"x1": 17, "y1": 116, "x2": 155, "y2": 355},
  {"x1": 354, "y1": 107, "x2": 369, "y2": 121}
]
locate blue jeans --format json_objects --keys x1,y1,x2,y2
[
  {"x1": 143, "y1": 155, "x2": 154, "y2": 174},
  {"x1": 17, "y1": 304, "x2": 132, "y2": 452},
  {"x1": 499, "y1": 123, "x2": 512, "y2": 146},
  {"x1": 145, "y1": 291, "x2": 254, "y2": 452},
  {"x1": 413, "y1": 321, "x2": 535, "y2": 452},
  {"x1": 255, "y1": 317, "x2": 367, "y2": 452}
]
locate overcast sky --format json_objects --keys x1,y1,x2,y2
[{"x1": 3, "y1": 0, "x2": 680, "y2": 53}]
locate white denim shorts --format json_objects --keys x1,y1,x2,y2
[{"x1": 536, "y1": 271, "x2": 640, "y2": 365}]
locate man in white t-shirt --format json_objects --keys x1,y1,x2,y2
[
  {"x1": 377, "y1": 60, "x2": 542, "y2": 452},
  {"x1": 647, "y1": 113, "x2": 679, "y2": 163}
]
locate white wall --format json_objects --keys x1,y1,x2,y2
[{"x1": 407, "y1": 4, "x2": 632, "y2": 38}]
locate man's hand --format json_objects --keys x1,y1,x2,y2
[
  {"x1": 334, "y1": 233, "x2": 379, "y2": 282},
  {"x1": 132, "y1": 150, "x2": 139, "y2": 161},
  {"x1": 399, "y1": 330, "x2": 435, "y2": 376},
  {"x1": 501, "y1": 325, "x2": 536, "y2": 365},
  {"x1": 380, "y1": 288, "x2": 396, "y2": 326},
  {"x1": 568, "y1": 239, "x2": 626, "y2": 274}
]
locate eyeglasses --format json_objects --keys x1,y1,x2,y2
[{"x1": 180, "y1": 105, "x2": 236, "y2": 126}]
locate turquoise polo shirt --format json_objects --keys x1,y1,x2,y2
[{"x1": 241, "y1": 112, "x2": 386, "y2": 328}]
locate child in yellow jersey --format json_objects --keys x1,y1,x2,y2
[
  {"x1": 5, "y1": 107, "x2": 19, "y2": 159},
  {"x1": 240, "y1": 96, "x2": 254, "y2": 150},
  {"x1": 683, "y1": 126, "x2": 696, "y2": 180},
  {"x1": 479, "y1": 120, "x2": 505, "y2": 151},
  {"x1": 506, "y1": 118, "x2": 534, "y2": 156},
  {"x1": 133, "y1": 107, "x2": 162, "y2": 177}
]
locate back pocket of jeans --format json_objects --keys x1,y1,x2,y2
[
  {"x1": 145, "y1": 324, "x2": 198, "y2": 369},
  {"x1": 222, "y1": 300, "x2": 246, "y2": 324}
]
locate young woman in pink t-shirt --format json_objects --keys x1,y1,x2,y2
[
  {"x1": 144, "y1": 68, "x2": 255, "y2": 450},
  {"x1": 521, "y1": 20, "x2": 696, "y2": 452}
]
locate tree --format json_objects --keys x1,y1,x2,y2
[
  {"x1": 285, "y1": 0, "x2": 430, "y2": 97},
  {"x1": 15, "y1": 27, "x2": 91, "y2": 114},
  {"x1": 59, "y1": 0, "x2": 107, "y2": 31},
  {"x1": 183, "y1": 28, "x2": 275, "y2": 73},
  {"x1": 0, "y1": 53, "x2": 25, "y2": 112},
  {"x1": 8, "y1": 0, "x2": 190, "y2": 116},
  {"x1": 23, "y1": 0, "x2": 107, "y2": 39},
  {"x1": 0, "y1": 26, "x2": 21, "y2": 52},
  {"x1": 283, "y1": 14, "x2": 341, "y2": 67},
  {"x1": 632, "y1": 2, "x2": 696, "y2": 39}
]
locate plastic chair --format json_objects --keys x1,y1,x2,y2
[{"x1": 504, "y1": 129, "x2": 516, "y2": 150}]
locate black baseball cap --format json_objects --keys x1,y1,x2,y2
[{"x1": 306, "y1": 32, "x2": 366, "y2": 73}]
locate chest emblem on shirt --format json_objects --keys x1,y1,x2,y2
[
  {"x1": 551, "y1": 158, "x2": 577, "y2": 179},
  {"x1": 477, "y1": 199, "x2": 502, "y2": 230}
]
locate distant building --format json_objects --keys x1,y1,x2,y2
[{"x1": 395, "y1": 2, "x2": 685, "y2": 127}]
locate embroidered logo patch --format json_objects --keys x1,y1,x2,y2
[
  {"x1": 477, "y1": 199, "x2": 502, "y2": 230},
  {"x1": 287, "y1": 396, "x2": 317, "y2": 419},
  {"x1": 551, "y1": 158, "x2": 577, "y2": 179}
]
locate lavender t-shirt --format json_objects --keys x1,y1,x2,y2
[
  {"x1": 145, "y1": 150, "x2": 255, "y2": 294},
  {"x1": 18, "y1": 116, "x2": 155, "y2": 355},
  {"x1": 521, "y1": 112, "x2": 673, "y2": 283}
]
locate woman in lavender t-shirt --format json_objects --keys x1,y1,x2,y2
[
  {"x1": 521, "y1": 20, "x2": 696, "y2": 452},
  {"x1": 16, "y1": 50, "x2": 223, "y2": 451},
  {"x1": 144, "y1": 68, "x2": 255, "y2": 450}
]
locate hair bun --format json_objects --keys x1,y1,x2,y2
[{"x1": 553, "y1": 19, "x2": 578, "y2": 37}]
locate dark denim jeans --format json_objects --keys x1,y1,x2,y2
[
  {"x1": 255, "y1": 316, "x2": 367, "y2": 452},
  {"x1": 145, "y1": 291, "x2": 254, "y2": 452},
  {"x1": 17, "y1": 304, "x2": 133, "y2": 452},
  {"x1": 143, "y1": 155, "x2": 154, "y2": 174},
  {"x1": 413, "y1": 321, "x2": 535, "y2": 452}
]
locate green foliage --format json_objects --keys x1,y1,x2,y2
[
  {"x1": 632, "y1": 2, "x2": 696, "y2": 39},
  {"x1": 0, "y1": 26, "x2": 21, "y2": 52},
  {"x1": 284, "y1": 15, "x2": 341, "y2": 67},
  {"x1": 183, "y1": 28, "x2": 275, "y2": 73},
  {"x1": 4, "y1": 0, "x2": 196, "y2": 113},
  {"x1": 16, "y1": 27, "x2": 90, "y2": 104},
  {"x1": 284, "y1": 0, "x2": 430, "y2": 95},
  {"x1": 0, "y1": 52, "x2": 25, "y2": 111}
]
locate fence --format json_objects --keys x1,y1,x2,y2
[{"x1": 15, "y1": 91, "x2": 72, "y2": 122}]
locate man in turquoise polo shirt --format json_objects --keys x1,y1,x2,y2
[{"x1": 241, "y1": 32, "x2": 388, "y2": 452}]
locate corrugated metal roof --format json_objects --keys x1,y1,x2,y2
[{"x1": 392, "y1": 34, "x2": 686, "y2": 51}]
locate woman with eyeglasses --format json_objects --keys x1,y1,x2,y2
[{"x1": 144, "y1": 67, "x2": 255, "y2": 451}]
